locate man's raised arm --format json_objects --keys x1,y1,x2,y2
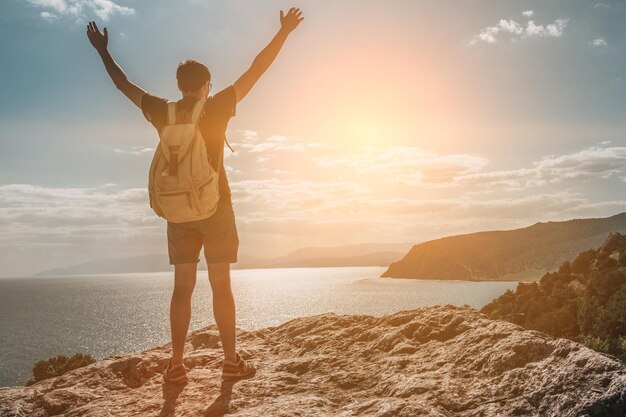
[
  {"x1": 233, "y1": 7, "x2": 304, "y2": 103},
  {"x1": 87, "y1": 21, "x2": 146, "y2": 109}
]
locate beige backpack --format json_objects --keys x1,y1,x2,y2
[{"x1": 148, "y1": 99, "x2": 220, "y2": 223}]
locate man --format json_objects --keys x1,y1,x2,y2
[{"x1": 87, "y1": 7, "x2": 304, "y2": 384}]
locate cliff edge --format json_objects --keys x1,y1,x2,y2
[{"x1": 1, "y1": 305, "x2": 625, "y2": 416}]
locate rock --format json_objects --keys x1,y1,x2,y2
[
  {"x1": 1, "y1": 305, "x2": 624, "y2": 416},
  {"x1": 191, "y1": 329, "x2": 221, "y2": 350}
]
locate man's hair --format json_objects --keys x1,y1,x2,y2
[{"x1": 176, "y1": 60, "x2": 211, "y2": 92}]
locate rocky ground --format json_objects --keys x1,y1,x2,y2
[{"x1": 1, "y1": 305, "x2": 625, "y2": 416}]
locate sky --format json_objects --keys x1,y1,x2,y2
[{"x1": 1, "y1": 0, "x2": 625, "y2": 277}]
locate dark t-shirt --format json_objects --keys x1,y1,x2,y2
[{"x1": 141, "y1": 86, "x2": 236, "y2": 204}]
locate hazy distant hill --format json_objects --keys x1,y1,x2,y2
[
  {"x1": 36, "y1": 243, "x2": 410, "y2": 277},
  {"x1": 234, "y1": 243, "x2": 410, "y2": 270},
  {"x1": 34, "y1": 254, "x2": 172, "y2": 277},
  {"x1": 381, "y1": 212, "x2": 626, "y2": 281}
]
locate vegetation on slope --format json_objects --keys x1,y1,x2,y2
[
  {"x1": 481, "y1": 232, "x2": 626, "y2": 361},
  {"x1": 26, "y1": 353, "x2": 95, "y2": 386}
]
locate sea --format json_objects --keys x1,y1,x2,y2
[{"x1": 0, "y1": 266, "x2": 517, "y2": 387}]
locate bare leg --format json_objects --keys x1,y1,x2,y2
[
  {"x1": 208, "y1": 263, "x2": 237, "y2": 362},
  {"x1": 170, "y1": 263, "x2": 197, "y2": 366}
]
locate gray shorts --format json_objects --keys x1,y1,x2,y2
[{"x1": 166, "y1": 198, "x2": 239, "y2": 265}]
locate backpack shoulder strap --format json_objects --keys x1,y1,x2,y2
[
  {"x1": 224, "y1": 138, "x2": 235, "y2": 153},
  {"x1": 191, "y1": 99, "x2": 207, "y2": 124},
  {"x1": 167, "y1": 102, "x2": 177, "y2": 125}
]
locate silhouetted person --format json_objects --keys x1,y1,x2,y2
[{"x1": 87, "y1": 7, "x2": 304, "y2": 384}]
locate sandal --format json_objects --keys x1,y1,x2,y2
[
  {"x1": 222, "y1": 352, "x2": 256, "y2": 381},
  {"x1": 163, "y1": 358, "x2": 188, "y2": 385}
]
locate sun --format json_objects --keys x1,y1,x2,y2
[{"x1": 342, "y1": 114, "x2": 393, "y2": 146}]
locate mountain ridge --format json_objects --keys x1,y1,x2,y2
[{"x1": 382, "y1": 212, "x2": 626, "y2": 281}]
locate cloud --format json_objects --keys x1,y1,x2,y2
[
  {"x1": 522, "y1": 11, "x2": 534, "y2": 17},
  {"x1": 525, "y1": 19, "x2": 568, "y2": 37},
  {"x1": 0, "y1": 184, "x2": 159, "y2": 270},
  {"x1": 111, "y1": 146, "x2": 155, "y2": 155},
  {"x1": 456, "y1": 146, "x2": 626, "y2": 189},
  {"x1": 0, "y1": 184, "x2": 152, "y2": 227},
  {"x1": 233, "y1": 131, "x2": 324, "y2": 155},
  {"x1": 25, "y1": 0, "x2": 134, "y2": 22},
  {"x1": 3, "y1": 128, "x2": 625, "y2": 276},
  {"x1": 0, "y1": 183, "x2": 165, "y2": 276},
  {"x1": 534, "y1": 146, "x2": 626, "y2": 179},
  {"x1": 589, "y1": 38, "x2": 608, "y2": 47},
  {"x1": 231, "y1": 132, "x2": 626, "y2": 195},
  {"x1": 313, "y1": 144, "x2": 626, "y2": 192},
  {"x1": 316, "y1": 146, "x2": 489, "y2": 187},
  {"x1": 310, "y1": 139, "x2": 625, "y2": 193},
  {"x1": 39, "y1": 11, "x2": 57, "y2": 21},
  {"x1": 231, "y1": 179, "x2": 369, "y2": 215},
  {"x1": 471, "y1": 15, "x2": 568, "y2": 45}
]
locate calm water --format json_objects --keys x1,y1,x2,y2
[{"x1": 0, "y1": 267, "x2": 517, "y2": 387}]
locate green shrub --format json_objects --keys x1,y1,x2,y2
[
  {"x1": 619, "y1": 336, "x2": 626, "y2": 352},
  {"x1": 558, "y1": 261, "x2": 571, "y2": 275},
  {"x1": 571, "y1": 249, "x2": 596, "y2": 274},
  {"x1": 581, "y1": 335, "x2": 610, "y2": 353},
  {"x1": 26, "y1": 353, "x2": 95, "y2": 386}
]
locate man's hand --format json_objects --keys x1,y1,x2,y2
[
  {"x1": 87, "y1": 21, "x2": 108, "y2": 53},
  {"x1": 233, "y1": 7, "x2": 303, "y2": 103},
  {"x1": 280, "y1": 7, "x2": 304, "y2": 34},
  {"x1": 87, "y1": 20, "x2": 146, "y2": 109}
]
